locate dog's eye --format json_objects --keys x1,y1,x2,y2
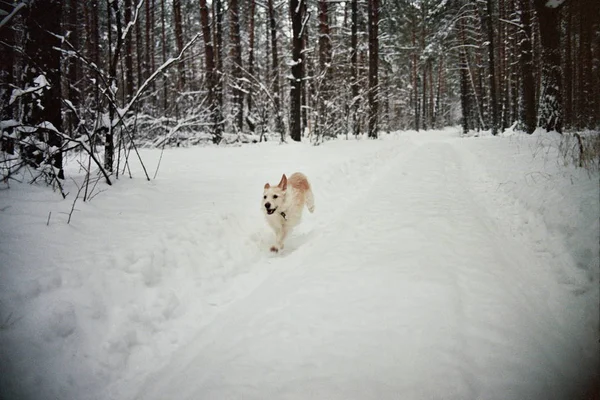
[
  {"x1": 263, "y1": 195, "x2": 266, "y2": 199},
  {"x1": 273, "y1": 195, "x2": 278, "y2": 199}
]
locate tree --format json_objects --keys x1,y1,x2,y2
[
  {"x1": 350, "y1": 0, "x2": 360, "y2": 136},
  {"x1": 229, "y1": 0, "x2": 244, "y2": 133},
  {"x1": 268, "y1": 0, "x2": 286, "y2": 140},
  {"x1": 173, "y1": 0, "x2": 186, "y2": 90},
  {"x1": 367, "y1": 0, "x2": 379, "y2": 138},
  {"x1": 246, "y1": 0, "x2": 256, "y2": 132},
  {"x1": 517, "y1": 0, "x2": 536, "y2": 134},
  {"x1": 23, "y1": 0, "x2": 64, "y2": 179},
  {"x1": 484, "y1": 0, "x2": 498, "y2": 135},
  {"x1": 289, "y1": 0, "x2": 305, "y2": 142},
  {"x1": 534, "y1": 0, "x2": 564, "y2": 133},
  {"x1": 199, "y1": 0, "x2": 221, "y2": 143}
]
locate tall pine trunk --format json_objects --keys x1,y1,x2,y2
[
  {"x1": 229, "y1": 0, "x2": 244, "y2": 133},
  {"x1": 367, "y1": 0, "x2": 379, "y2": 138},
  {"x1": 268, "y1": 0, "x2": 285, "y2": 140},
  {"x1": 246, "y1": 0, "x2": 256, "y2": 132},
  {"x1": 534, "y1": 0, "x2": 564, "y2": 133},
  {"x1": 351, "y1": 0, "x2": 359, "y2": 136},
  {"x1": 517, "y1": 0, "x2": 536, "y2": 133},
  {"x1": 289, "y1": 0, "x2": 305, "y2": 142},
  {"x1": 173, "y1": 0, "x2": 186, "y2": 90},
  {"x1": 484, "y1": 0, "x2": 498, "y2": 135},
  {"x1": 199, "y1": 0, "x2": 221, "y2": 143},
  {"x1": 24, "y1": 0, "x2": 64, "y2": 178}
]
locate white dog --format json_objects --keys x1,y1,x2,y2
[{"x1": 262, "y1": 172, "x2": 315, "y2": 252}]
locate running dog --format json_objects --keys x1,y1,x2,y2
[{"x1": 262, "y1": 173, "x2": 315, "y2": 253}]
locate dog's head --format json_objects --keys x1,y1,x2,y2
[{"x1": 262, "y1": 174, "x2": 287, "y2": 216}]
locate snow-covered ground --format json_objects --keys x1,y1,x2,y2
[{"x1": 0, "y1": 127, "x2": 598, "y2": 400}]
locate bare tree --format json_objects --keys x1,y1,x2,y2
[
  {"x1": 229, "y1": 0, "x2": 244, "y2": 133},
  {"x1": 289, "y1": 0, "x2": 305, "y2": 142},
  {"x1": 367, "y1": 0, "x2": 379, "y2": 138}
]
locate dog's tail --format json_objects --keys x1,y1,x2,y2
[{"x1": 305, "y1": 188, "x2": 315, "y2": 213}]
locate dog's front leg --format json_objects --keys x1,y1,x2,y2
[{"x1": 270, "y1": 226, "x2": 288, "y2": 253}]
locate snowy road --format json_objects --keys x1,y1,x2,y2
[
  {"x1": 132, "y1": 133, "x2": 597, "y2": 400},
  {"x1": 1, "y1": 129, "x2": 598, "y2": 400}
]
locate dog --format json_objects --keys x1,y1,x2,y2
[{"x1": 262, "y1": 172, "x2": 315, "y2": 253}]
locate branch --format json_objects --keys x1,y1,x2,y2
[
  {"x1": 0, "y1": 3, "x2": 26, "y2": 30},
  {"x1": 122, "y1": 0, "x2": 145, "y2": 40},
  {"x1": 122, "y1": 33, "x2": 202, "y2": 116}
]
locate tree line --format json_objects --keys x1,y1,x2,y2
[{"x1": 0, "y1": 0, "x2": 598, "y2": 188}]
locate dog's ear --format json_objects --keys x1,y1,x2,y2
[
  {"x1": 264, "y1": 183, "x2": 270, "y2": 189},
  {"x1": 278, "y1": 174, "x2": 287, "y2": 190}
]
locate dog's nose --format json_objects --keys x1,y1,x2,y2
[{"x1": 265, "y1": 202, "x2": 271, "y2": 209}]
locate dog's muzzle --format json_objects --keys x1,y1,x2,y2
[{"x1": 265, "y1": 206, "x2": 277, "y2": 215}]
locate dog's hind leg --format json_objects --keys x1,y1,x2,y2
[{"x1": 305, "y1": 189, "x2": 315, "y2": 213}]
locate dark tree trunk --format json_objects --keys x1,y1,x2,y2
[
  {"x1": 411, "y1": 14, "x2": 419, "y2": 131},
  {"x1": 367, "y1": 0, "x2": 379, "y2": 138},
  {"x1": 518, "y1": 0, "x2": 536, "y2": 134},
  {"x1": 485, "y1": 0, "x2": 499, "y2": 135},
  {"x1": 24, "y1": 0, "x2": 64, "y2": 178},
  {"x1": 200, "y1": 0, "x2": 221, "y2": 143},
  {"x1": 289, "y1": 0, "x2": 305, "y2": 142},
  {"x1": 268, "y1": 0, "x2": 285, "y2": 139},
  {"x1": 563, "y1": 1, "x2": 572, "y2": 129},
  {"x1": 351, "y1": 0, "x2": 359, "y2": 136},
  {"x1": 459, "y1": 18, "x2": 471, "y2": 135},
  {"x1": 161, "y1": 0, "x2": 168, "y2": 111},
  {"x1": 145, "y1": 0, "x2": 152, "y2": 83},
  {"x1": 173, "y1": 0, "x2": 186, "y2": 90},
  {"x1": 317, "y1": 0, "x2": 332, "y2": 138},
  {"x1": 124, "y1": 0, "x2": 134, "y2": 101},
  {"x1": 67, "y1": 0, "x2": 80, "y2": 134},
  {"x1": 534, "y1": 0, "x2": 564, "y2": 133},
  {"x1": 213, "y1": 0, "x2": 224, "y2": 133},
  {"x1": 246, "y1": 0, "x2": 256, "y2": 131},
  {"x1": 229, "y1": 0, "x2": 244, "y2": 133}
]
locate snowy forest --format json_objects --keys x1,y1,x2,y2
[
  {"x1": 1, "y1": 0, "x2": 599, "y2": 187},
  {"x1": 1, "y1": 1, "x2": 600, "y2": 399}
]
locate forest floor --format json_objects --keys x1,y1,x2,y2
[{"x1": 0, "y1": 127, "x2": 598, "y2": 400}]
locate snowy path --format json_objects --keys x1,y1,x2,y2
[
  {"x1": 133, "y1": 134, "x2": 596, "y2": 400},
  {"x1": 1, "y1": 129, "x2": 598, "y2": 400}
]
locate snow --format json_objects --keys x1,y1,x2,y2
[
  {"x1": 545, "y1": 0, "x2": 566, "y2": 8},
  {"x1": 9, "y1": 75, "x2": 49, "y2": 105},
  {"x1": 0, "y1": 128, "x2": 598, "y2": 400}
]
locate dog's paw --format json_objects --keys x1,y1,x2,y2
[
  {"x1": 270, "y1": 246, "x2": 279, "y2": 253},
  {"x1": 308, "y1": 205, "x2": 315, "y2": 213}
]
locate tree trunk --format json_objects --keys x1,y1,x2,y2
[
  {"x1": 161, "y1": 0, "x2": 168, "y2": 111},
  {"x1": 534, "y1": 0, "x2": 564, "y2": 133},
  {"x1": 351, "y1": 0, "x2": 359, "y2": 136},
  {"x1": 199, "y1": 0, "x2": 221, "y2": 143},
  {"x1": 229, "y1": 0, "x2": 244, "y2": 133},
  {"x1": 367, "y1": 0, "x2": 379, "y2": 138},
  {"x1": 145, "y1": 0, "x2": 152, "y2": 84},
  {"x1": 124, "y1": 0, "x2": 134, "y2": 101},
  {"x1": 213, "y1": 0, "x2": 224, "y2": 135},
  {"x1": 484, "y1": 0, "x2": 499, "y2": 135},
  {"x1": 246, "y1": 0, "x2": 256, "y2": 131},
  {"x1": 23, "y1": 0, "x2": 64, "y2": 178},
  {"x1": 67, "y1": 0, "x2": 80, "y2": 134},
  {"x1": 411, "y1": 14, "x2": 419, "y2": 131},
  {"x1": 518, "y1": 0, "x2": 537, "y2": 133},
  {"x1": 289, "y1": 0, "x2": 305, "y2": 142},
  {"x1": 268, "y1": 0, "x2": 285, "y2": 140},
  {"x1": 173, "y1": 0, "x2": 186, "y2": 90},
  {"x1": 317, "y1": 0, "x2": 332, "y2": 138}
]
